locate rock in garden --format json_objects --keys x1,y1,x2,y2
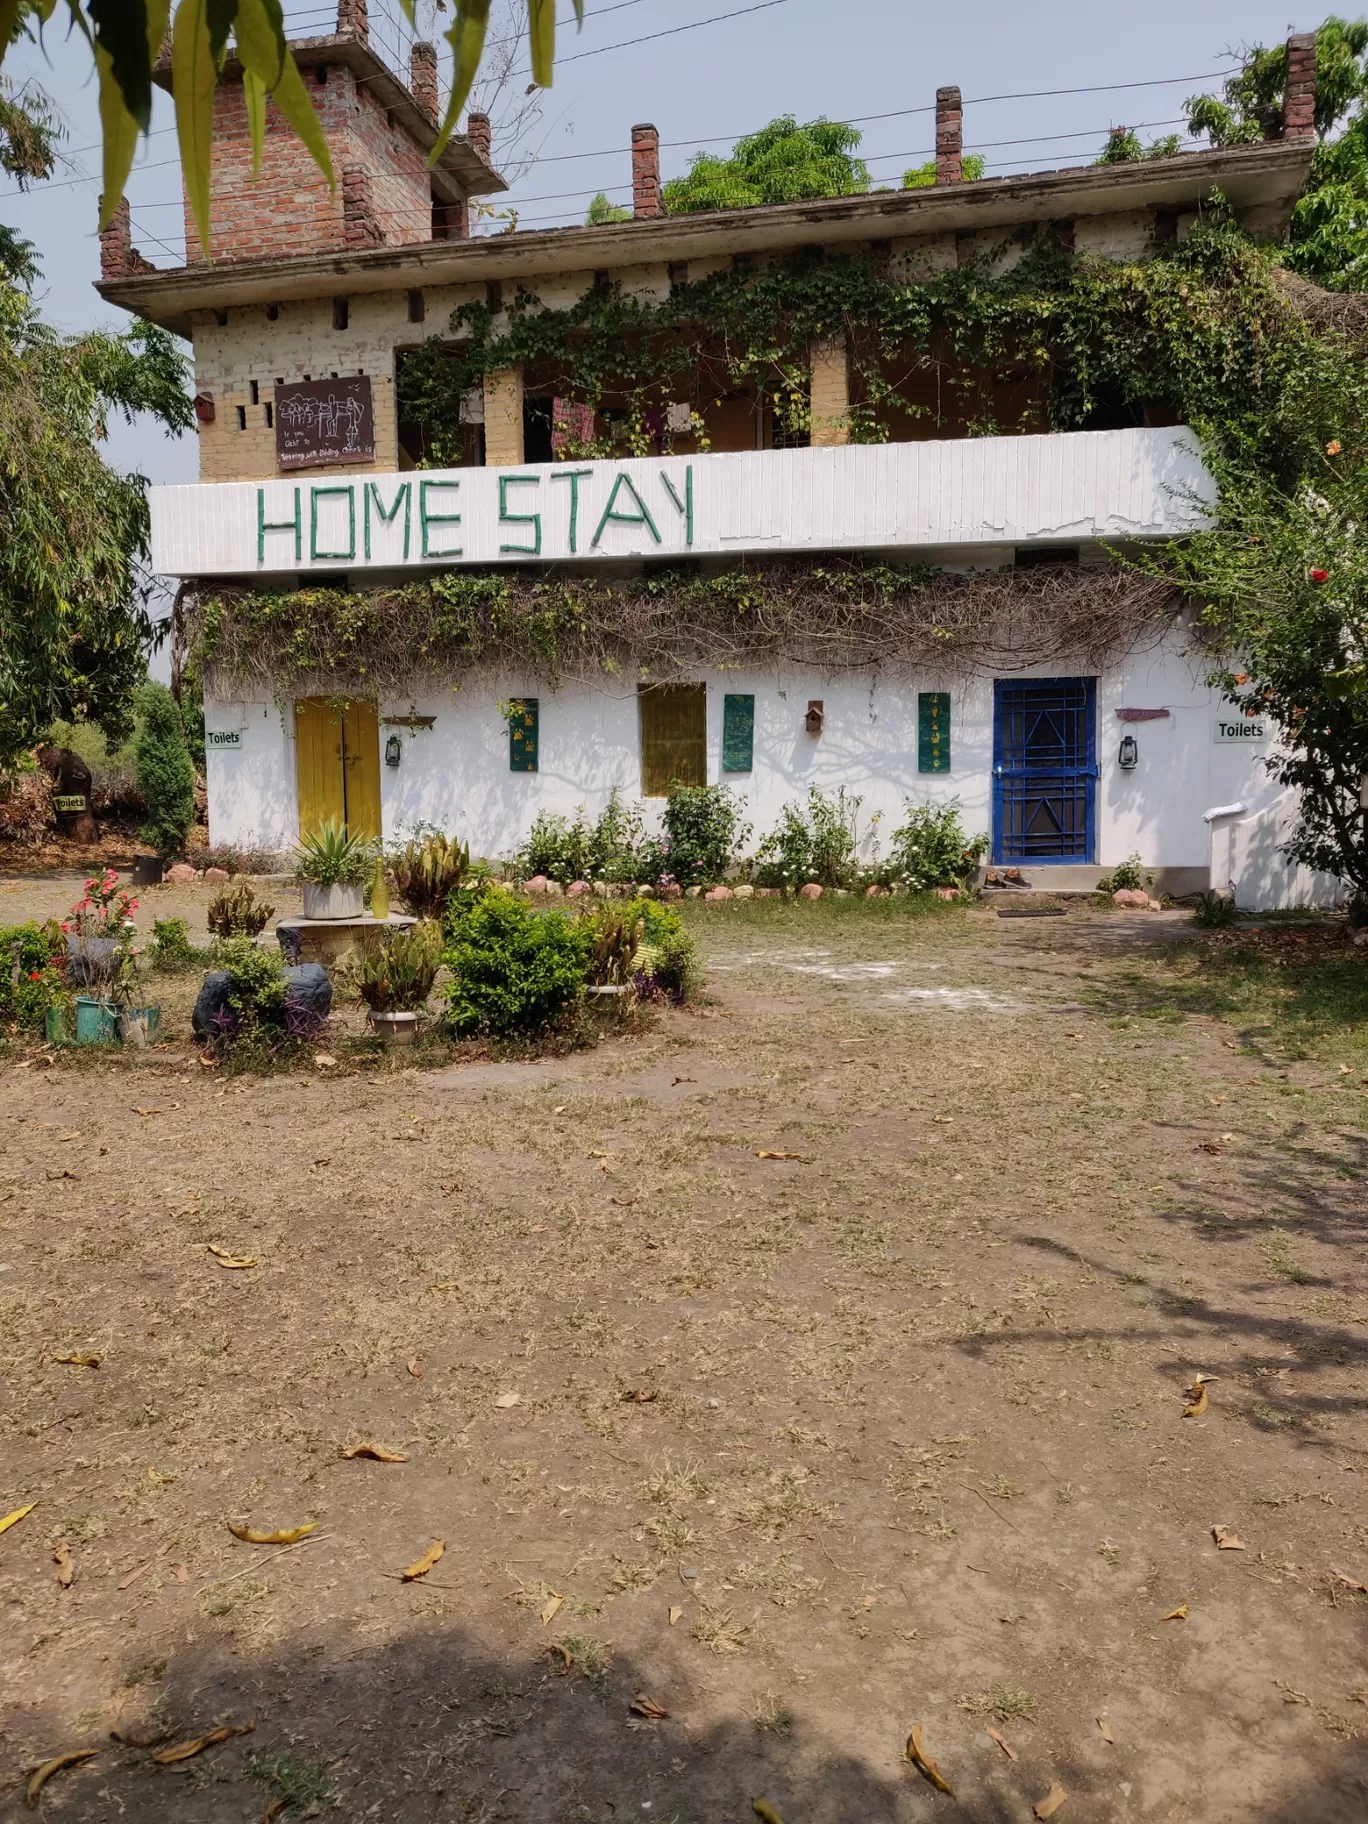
[
  {"x1": 567, "y1": 881, "x2": 591, "y2": 896},
  {"x1": 636, "y1": 884, "x2": 656, "y2": 898},
  {"x1": 659, "y1": 883, "x2": 683, "y2": 899},
  {"x1": 704, "y1": 886, "x2": 734, "y2": 901},
  {"x1": 733, "y1": 884, "x2": 754, "y2": 900},
  {"x1": 799, "y1": 883, "x2": 823, "y2": 900},
  {"x1": 166, "y1": 862, "x2": 197, "y2": 884},
  {"x1": 203, "y1": 866, "x2": 231, "y2": 883},
  {"x1": 933, "y1": 887, "x2": 960, "y2": 901},
  {"x1": 191, "y1": 970, "x2": 233, "y2": 1037},
  {"x1": 1113, "y1": 888, "x2": 1151, "y2": 908},
  {"x1": 544, "y1": 880, "x2": 564, "y2": 897},
  {"x1": 283, "y1": 963, "x2": 332, "y2": 1017},
  {"x1": 754, "y1": 887, "x2": 779, "y2": 898},
  {"x1": 524, "y1": 875, "x2": 549, "y2": 893}
]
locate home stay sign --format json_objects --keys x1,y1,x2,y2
[{"x1": 147, "y1": 429, "x2": 1213, "y2": 578}]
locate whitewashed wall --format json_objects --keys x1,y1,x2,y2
[{"x1": 204, "y1": 628, "x2": 1282, "y2": 880}]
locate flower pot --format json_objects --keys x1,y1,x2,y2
[
  {"x1": 74, "y1": 996, "x2": 120, "y2": 1045},
  {"x1": 44, "y1": 1004, "x2": 71, "y2": 1045},
  {"x1": 301, "y1": 882, "x2": 365, "y2": 920},
  {"x1": 117, "y1": 1005, "x2": 162, "y2": 1046},
  {"x1": 66, "y1": 934, "x2": 117, "y2": 986},
  {"x1": 131, "y1": 855, "x2": 165, "y2": 887},
  {"x1": 368, "y1": 1009, "x2": 418, "y2": 1047}
]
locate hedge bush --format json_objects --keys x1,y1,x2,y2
[{"x1": 443, "y1": 890, "x2": 590, "y2": 1036}]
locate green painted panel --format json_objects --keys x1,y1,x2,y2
[
  {"x1": 722, "y1": 694, "x2": 755, "y2": 772},
  {"x1": 509, "y1": 697, "x2": 539, "y2": 772},
  {"x1": 918, "y1": 692, "x2": 951, "y2": 773}
]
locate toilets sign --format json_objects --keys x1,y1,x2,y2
[{"x1": 1213, "y1": 714, "x2": 1270, "y2": 743}]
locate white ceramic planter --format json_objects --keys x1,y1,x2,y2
[
  {"x1": 301, "y1": 882, "x2": 365, "y2": 920},
  {"x1": 368, "y1": 1009, "x2": 419, "y2": 1047}
]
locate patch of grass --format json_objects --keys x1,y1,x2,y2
[
  {"x1": 1259, "y1": 1232, "x2": 1316, "y2": 1284},
  {"x1": 729, "y1": 1554, "x2": 824, "y2": 1608},
  {"x1": 643, "y1": 1458, "x2": 711, "y2": 1506},
  {"x1": 1098, "y1": 1539, "x2": 1121, "y2": 1567},
  {"x1": 691, "y1": 1606, "x2": 751, "y2": 1654},
  {"x1": 201, "y1": 1574, "x2": 268, "y2": 1617},
  {"x1": 552, "y1": 1634, "x2": 613, "y2": 1693},
  {"x1": 645, "y1": 1513, "x2": 702, "y2": 1553},
  {"x1": 957, "y1": 1685, "x2": 1038, "y2": 1724},
  {"x1": 605, "y1": 1557, "x2": 659, "y2": 1597},
  {"x1": 734, "y1": 1471, "x2": 835, "y2": 1540},
  {"x1": 982, "y1": 1474, "x2": 1024, "y2": 1500},
  {"x1": 753, "y1": 1690, "x2": 794, "y2": 1734},
  {"x1": 248, "y1": 1750, "x2": 337, "y2": 1813}
]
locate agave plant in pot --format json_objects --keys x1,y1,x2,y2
[
  {"x1": 347, "y1": 921, "x2": 442, "y2": 1045},
  {"x1": 295, "y1": 820, "x2": 373, "y2": 919}
]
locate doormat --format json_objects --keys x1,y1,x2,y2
[{"x1": 996, "y1": 907, "x2": 1067, "y2": 918}]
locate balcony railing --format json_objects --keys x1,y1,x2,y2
[{"x1": 150, "y1": 426, "x2": 1212, "y2": 579}]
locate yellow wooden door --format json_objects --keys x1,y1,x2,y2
[
  {"x1": 340, "y1": 698, "x2": 382, "y2": 838},
  {"x1": 294, "y1": 698, "x2": 382, "y2": 838},
  {"x1": 639, "y1": 683, "x2": 707, "y2": 796}
]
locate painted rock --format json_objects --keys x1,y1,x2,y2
[
  {"x1": 1112, "y1": 888, "x2": 1151, "y2": 908},
  {"x1": 524, "y1": 874, "x2": 549, "y2": 893},
  {"x1": 704, "y1": 886, "x2": 734, "y2": 901},
  {"x1": 933, "y1": 887, "x2": 960, "y2": 901},
  {"x1": 799, "y1": 883, "x2": 823, "y2": 900},
  {"x1": 659, "y1": 883, "x2": 683, "y2": 899},
  {"x1": 203, "y1": 867, "x2": 231, "y2": 884},
  {"x1": 567, "y1": 881, "x2": 591, "y2": 896},
  {"x1": 166, "y1": 863, "x2": 197, "y2": 885}
]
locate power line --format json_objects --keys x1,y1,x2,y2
[{"x1": 528, "y1": 0, "x2": 792, "y2": 71}]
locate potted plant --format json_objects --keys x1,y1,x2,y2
[
  {"x1": 111, "y1": 943, "x2": 161, "y2": 1046},
  {"x1": 295, "y1": 820, "x2": 373, "y2": 919},
  {"x1": 347, "y1": 922, "x2": 442, "y2": 1045},
  {"x1": 61, "y1": 873, "x2": 140, "y2": 1040}
]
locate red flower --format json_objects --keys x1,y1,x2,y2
[
  {"x1": 1310, "y1": 568, "x2": 1329, "y2": 583},
  {"x1": 28, "y1": 970, "x2": 41, "y2": 980}
]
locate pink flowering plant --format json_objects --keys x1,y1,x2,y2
[{"x1": 61, "y1": 871, "x2": 140, "y2": 941}]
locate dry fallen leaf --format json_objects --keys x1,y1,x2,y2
[
  {"x1": 402, "y1": 1539, "x2": 446, "y2": 1581},
  {"x1": 109, "y1": 1727, "x2": 172, "y2": 1748},
  {"x1": 905, "y1": 1724, "x2": 953, "y2": 1795},
  {"x1": 227, "y1": 1522, "x2": 316, "y2": 1545},
  {"x1": 440, "y1": 1182, "x2": 462, "y2": 1195},
  {"x1": 407, "y1": 1357, "x2": 424, "y2": 1380},
  {"x1": 1034, "y1": 1782, "x2": 1068, "y2": 1819},
  {"x1": 26, "y1": 1747, "x2": 97, "y2": 1807},
  {"x1": 610, "y1": 1196, "x2": 638, "y2": 1207},
  {"x1": 207, "y1": 1246, "x2": 257, "y2": 1270},
  {"x1": 620, "y1": 1388, "x2": 658, "y2": 1404},
  {"x1": 752, "y1": 1803, "x2": 786, "y2": 1824},
  {"x1": 668, "y1": 1605, "x2": 684, "y2": 1625},
  {"x1": 1096, "y1": 1716, "x2": 1114, "y2": 1744},
  {"x1": 53, "y1": 1543, "x2": 73, "y2": 1588},
  {"x1": 314, "y1": 1053, "x2": 337, "y2": 1068},
  {"x1": 340, "y1": 1443, "x2": 407, "y2": 1462},
  {"x1": 1163, "y1": 1602, "x2": 1189, "y2": 1621},
  {"x1": 0, "y1": 1502, "x2": 37, "y2": 1538},
  {"x1": 151, "y1": 1721, "x2": 255, "y2": 1765},
  {"x1": 932, "y1": 1114, "x2": 954, "y2": 1124},
  {"x1": 1212, "y1": 1524, "x2": 1246, "y2": 1551},
  {"x1": 986, "y1": 1726, "x2": 1018, "y2": 1760},
  {"x1": 540, "y1": 1592, "x2": 565, "y2": 1625},
  {"x1": 261, "y1": 1800, "x2": 286, "y2": 1824},
  {"x1": 54, "y1": 1353, "x2": 100, "y2": 1368},
  {"x1": 132, "y1": 1107, "x2": 164, "y2": 1117},
  {"x1": 755, "y1": 1150, "x2": 814, "y2": 1163},
  {"x1": 493, "y1": 1392, "x2": 522, "y2": 1409},
  {"x1": 1183, "y1": 1379, "x2": 1209, "y2": 1418},
  {"x1": 630, "y1": 1692, "x2": 670, "y2": 1719},
  {"x1": 553, "y1": 1104, "x2": 567, "y2": 1114},
  {"x1": 587, "y1": 1150, "x2": 611, "y2": 1159},
  {"x1": 117, "y1": 1561, "x2": 152, "y2": 1591}
]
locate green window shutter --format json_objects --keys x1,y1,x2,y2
[
  {"x1": 509, "y1": 698, "x2": 539, "y2": 772},
  {"x1": 918, "y1": 692, "x2": 951, "y2": 773},
  {"x1": 722, "y1": 693, "x2": 755, "y2": 772}
]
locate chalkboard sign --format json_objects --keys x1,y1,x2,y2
[
  {"x1": 722, "y1": 694, "x2": 754, "y2": 772},
  {"x1": 509, "y1": 698, "x2": 539, "y2": 772},
  {"x1": 275, "y1": 377, "x2": 375, "y2": 471},
  {"x1": 918, "y1": 692, "x2": 951, "y2": 773}
]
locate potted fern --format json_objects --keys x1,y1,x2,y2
[
  {"x1": 295, "y1": 820, "x2": 373, "y2": 919},
  {"x1": 347, "y1": 922, "x2": 442, "y2": 1045}
]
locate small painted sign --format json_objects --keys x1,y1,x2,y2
[
  {"x1": 918, "y1": 692, "x2": 951, "y2": 772},
  {"x1": 508, "y1": 698, "x2": 539, "y2": 772},
  {"x1": 275, "y1": 377, "x2": 375, "y2": 471},
  {"x1": 53, "y1": 793, "x2": 88, "y2": 813},
  {"x1": 722, "y1": 694, "x2": 755, "y2": 772},
  {"x1": 1214, "y1": 716, "x2": 1269, "y2": 743},
  {"x1": 206, "y1": 729, "x2": 244, "y2": 750}
]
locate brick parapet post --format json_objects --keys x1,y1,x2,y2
[
  {"x1": 632, "y1": 123, "x2": 662, "y2": 218},
  {"x1": 1283, "y1": 32, "x2": 1317, "y2": 142},
  {"x1": 99, "y1": 196, "x2": 155, "y2": 276},
  {"x1": 337, "y1": 0, "x2": 369, "y2": 42},
  {"x1": 935, "y1": 85, "x2": 963, "y2": 185},
  {"x1": 410, "y1": 41, "x2": 438, "y2": 123},
  {"x1": 467, "y1": 111, "x2": 492, "y2": 163},
  {"x1": 342, "y1": 165, "x2": 383, "y2": 248}
]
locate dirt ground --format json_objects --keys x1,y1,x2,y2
[{"x1": 1, "y1": 875, "x2": 1367, "y2": 1823}]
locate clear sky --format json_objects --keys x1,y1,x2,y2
[{"x1": 0, "y1": 0, "x2": 1322, "y2": 493}]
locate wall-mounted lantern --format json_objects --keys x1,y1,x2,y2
[
  {"x1": 385, "y1": 733, "x2": 402, "y2": 769},
  {"x1": 805, "y1": 699, "x2": 824, "y2": 737},
  {"x1": 1118, "y1": 732, "x2": 1139, "y2": 770}
]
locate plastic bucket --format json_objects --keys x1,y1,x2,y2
[{"x1": 74, "y1": 997, "x2": 120, "y2": 1045}]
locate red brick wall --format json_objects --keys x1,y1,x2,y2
[{"x1": 185, "y1": 63, "x2": 435, "y2": 264}]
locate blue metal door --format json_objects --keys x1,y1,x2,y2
[{"x1": 992, "y1": 678, "x2": 1097, "y2": 864}]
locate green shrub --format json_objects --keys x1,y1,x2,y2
[
  {"x1": 520, "y1": 808, "x2": 592, "y2": 883},
  {"x1": 149, "y1": 916, "x2": 200, "y2": 971},
  {"x1": 623, "y1": 897, "x2": 700, "y2": 999},
  {"x1": 589, "y1": 789, "x2": 646, "y2": 883},
  {"x1": 295, "y1": 819, "x2": 373, "y2": 886},
  {"x1": 135, "y1": 681, "x2": 196, "y2": 859},
  {"x1": 209, "y1": 936, "x2": 287, "y2": 1022},
  {"x1": 580, "y1": 902, "x2": 644, "y2": 986},
  {"x1": 207, "y1": 882, "x2": 274, "y2": 937},
  {"x1": 886, "y1": 800, "x2": 987, "y2": 891},
  {"x1": 754, "y1": 787, "x2": 861, "y2": 888},
  {"x1": 443, "y1": 891, "x2": 589, "y2": 1036},
  {"x1": 650, "y1": 784, "x2": 749, "y2": 888},
  {"x1": 1192, "y1": 889, "x2": 1237, "y2": 928},
  {"x1": 1098, "y1": 853, "x2": 1147, "y2": 895},
  {"x1": 0, "y1": 919, "x2": 65, "y2": 1029}
]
